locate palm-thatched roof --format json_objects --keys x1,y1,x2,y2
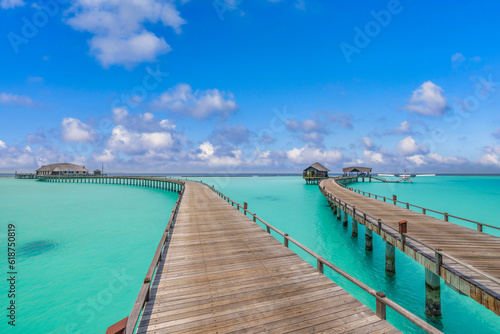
[
  {"x1": 342, "y1": 166, "x2": 372, "y2": 173},
  {"x1": 304, "y1": 162, "x2": 330, "y2": 172}
]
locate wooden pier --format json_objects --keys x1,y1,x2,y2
[
  {"x1": 132, "y1": 181, "x2": 400, "y2": 334},
  {"x1": 320, "y1": 177, "x2": 500, "y2": 317},
  {"x1": 35, "y1": 175, "x2": 440, "y2": 333}
]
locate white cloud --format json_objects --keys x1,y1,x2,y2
[
  {"x1": 405, "y1": 81, "x2": 447, "y2": 116},
  {"x1": 152, "y1": 84, "x2": 238, "y2": 119},
  {"x1": 363, "y1": 150, "x2": 385, "y2": 165},
  {"x1": 478, "y1": 146, "x2": 500, "y2": 167},
  {"x1": 192, "y1": 141, "x2": 243, "y2": 167},
  {"x1": 0, "y1": 140, "x2": 6, "y2": 149},
  {"x1": 92, "y1": 149, "x2": 116, "y2": 163},
  {"x1": 112, "y1": 107, "x2": 176, "y2": 132},
  {"x1": 407, "y1": 154, "x2": 426, "y2": 166},
  {"x1": 0, "y1": 0, "x2": 24, "y2": 9},
  {"x1": 0, "y1": 92, "x2": 33, "y2": 107},
  {"x1": 108, "y1": 125, "x2": 174, "y2": 155},
  {"x1": 60, "y1": 118, "x2": 99, "y2": 143},
  {"x1": 427, "y1": 152, "x2": 468, "y2": 165},
  {"x1": 65, "y1": 0, "x2": 185, "y2": 68},
  {"x1": 359, "y1": 137, "x2": 374, "y2": 149},
  {"x1": 397, "y1": 136, "x2": 424, "y2": 156},
  {"x1": 451, "y1": 53, "x2": 465, "y2": 64},
  {"x1": 286, "y1": 145, "x2": 342, "y2": 165},
  {"x1": 90, "y1": 31, "x2": 171, "y2": 68},
  {"x1": 391, "y1": 120, "x2": 412, "y2": 134}
]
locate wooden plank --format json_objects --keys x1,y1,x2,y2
[
  {"x1": 321, "y1": 178, "x2": 500, "y2": 316},
  {"x1": 137, "y1": 181, "x2": 398, "y2": 333}
]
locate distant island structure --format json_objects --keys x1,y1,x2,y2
[
  {"x1": 36, "y1": 163, "x2": 90, "y2": 176},
  {"x1": 342, "y1": 166, "x2": 372, "y2": 177},
  {"x1": 303, "y1": 162, "x2": 330, "y2": 184}
]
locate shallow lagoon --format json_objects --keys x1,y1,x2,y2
[{"x1": 1, "y1": 175, "x2": 500, "y2": 333}]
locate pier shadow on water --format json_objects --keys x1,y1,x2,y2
[{"x1": 19, "y1": 240, "x2": 59, "y2": 258}]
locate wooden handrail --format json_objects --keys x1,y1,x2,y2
[
  {"x1": 337, "y1": 178, "x2": 499, "y2": 233},
  {"x1": 105, "y1": 182, "x2": 185, "y2": 334},
  {"x1": 124, "y1": 186, "x2": 184, "y2": 334},
  {"x1": 195, "y1": 180, "x2": 442, "y2": 334},
  {"x1": 323, "y1": 178, "x2": 500, "y2": 291}
]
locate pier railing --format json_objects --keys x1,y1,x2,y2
[
  {"x1": 324, "y1": 177, "x2": 500, "y2": 290},
  {"x1": 195, "y1": 180, "x2": 442, "y2": 334},
  {"x1": 336, "y1": 177, "x2": 500, "y2": 234},
  {"x1": 124, "y1": 185, "x2": 185, "y2": 334}
]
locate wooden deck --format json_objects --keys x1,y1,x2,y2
[
  {"x1": 321, "y1": 178, "x2": 500, "y2": 316},
  {"x1": 136, "y1": 181, "x2": 398, "y2": 333}
]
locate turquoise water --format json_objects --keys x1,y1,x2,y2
[
  {"x1": 2, "y1": 175, "x2": 500, "y2": 333},
  {"x1": 0, "y1": 178, "x2": 178, "y2": 333},
  {"x1": 189, "y1": 175, "x2": 500, "y2": 334}
]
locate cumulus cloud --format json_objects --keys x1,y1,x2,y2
[
  {"x1": 65, "y1": 0, "x2": 185, "y2": 68},
  {"x1": 192, "y1": 141, "x2": 243, "y2": 167},
  {"x1": 404, "y1": 81, "x2": 447, "y2": 116},
  {"x1": 0, "y1": 92, "x2": 33, "y2": 107},
  {"x1": 152, "y1": 84, "x2": 238, "y2": 119},
  {"x1": 92, "y1": 149, "x2": 116, "y2": 163},
  {"x1": 391, "y1": 121, "x2": 412, "y2": 135},
  {"x1": 397, "y1": 136, "x2": 427, "y2": 156},
  {"x1": 359, "y1": 137, "x2": 374, "y2": 149},
  {"x1": 89, "y1": 32, "x2": 171, "y2": 68},
  {"x1": 363, "y1": 150, "x2": 386, "y2": 165},
  {"x1": 286, "y1": 145, "x2": 342, "y2": 165},
  {"x1": 0, "y1": 140, "x2": 6, "y2": 149},
  {"x1": 60, "y1": 118, "x2": 99, "y2": 143},
  {"x1": 108, "y1": 125, "x2": 174, "y2": 155},
  {"x1": 112, "y1": 107, "x2": 175, "y2": 132},
  {"x1": 0, "y1": 0, "x2": 24, "y2": 9},
  {"x1": 479, "y1": 146, "x2": 500, "y2": 167}
]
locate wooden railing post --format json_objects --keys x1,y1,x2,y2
[
  {"x1": 377, "y1": 219, "x2": 382, "y2": 234},
  {"x1": 376, "y1": 291, "x2": 387, "y2": 320},
  {"x1": 477, "y1": 224, "x2": 483, "y2": 232},
  {"x1": 284, "y1": 234, "x2": 289, "y2": 248},
  {"x1": 317, "y1": 259, "x2": 324, "y2": 274},
  {"x1": 444, "y1": 213, "x2": 449, "y2": 222},
  {"x1": 435, "y1": 249, "x2": 442, "y2": 275}
]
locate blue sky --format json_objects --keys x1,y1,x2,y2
[{"x1": 1, "y1": 0, "x2": 500, "y2": 173}]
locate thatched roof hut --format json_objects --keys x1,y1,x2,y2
[
  {"x1": 342, "y1": 166, "x2": 372, "y2": 175},
  {"x1": 36, "y1": 163, "x2": 89, "y2": 176}
]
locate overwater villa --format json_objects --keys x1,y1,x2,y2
[
  {"x1": 303, "y1": 162, "x2": 330, "y2": 184},
  {"x1": 342, "y1": 166, "x2": 372, "y2": 177},
  {"x1": 35, "y1": 163, "x2": 90, "y2": 176}
]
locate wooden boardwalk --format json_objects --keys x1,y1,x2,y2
[
  {"x1": 136, "y1": 182, "x2": 398, "y2": 334},
  {"x1": 321, "y1": 178, "x2": 500, "y2": 316}
]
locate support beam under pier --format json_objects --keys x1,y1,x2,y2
[{"x1": 385, "y1": 242, "x2": 395, "y2": 275}]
